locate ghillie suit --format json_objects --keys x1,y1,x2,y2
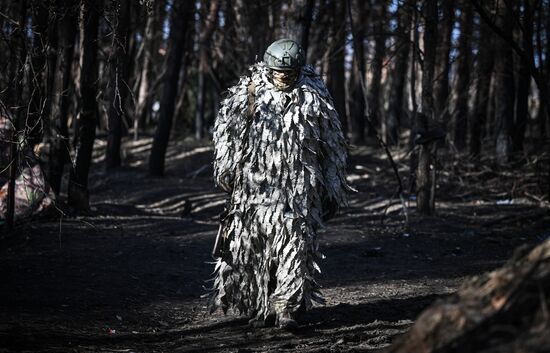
[{"x1": 208, "y1": 61, "x2": 350, "y2": 325}]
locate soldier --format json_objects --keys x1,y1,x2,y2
[{"x1": 208, "y1": 38, "x2": 351, "y2": 329}]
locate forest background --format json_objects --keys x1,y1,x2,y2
[{"x1": 1, "y1": 0, "x2": 549, "y2": 221}]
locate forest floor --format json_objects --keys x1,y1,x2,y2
[{"x1": 1, "y1": 136, "x2": 549, "y2": 353}]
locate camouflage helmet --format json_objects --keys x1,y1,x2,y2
[{"x1": 263, "y1": 38, "x2": 305, "y2": 71}]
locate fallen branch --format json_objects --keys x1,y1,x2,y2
[{"x1": 386, "y1": 238, "x2": 550, "y2": 353}]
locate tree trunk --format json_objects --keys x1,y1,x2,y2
[
  {"x1": 234, "y1": 0, "x2": 270, "y2": 65},
  {"x1": 6, "y1": 0, "x2": 28, "y2": 231},
  {"x1": 348, "y1": 0, "x2": 369, "y2": 145},
  {"x1": 386, "y1": 0, "x2": 412, "y2": 145},
  {"x1": 512, "y1": 0, "x2": 534, "y2": 153},
  {"x1": 453, "y1": 0, "x2": 473, "y2": 151},
  {"x1": 433, "y1": 0, "x2": 455, "y2": 122},
  {"x1": 148, "y1": 0, "x2": 193, "y2": 176},
  {"x1": 48, "y1": 0, "x2": 77, "y2": 194},
  {"x1": 469, "y1": 13, "x2": 494, "y2": 157},
  {"x1": 326, "y1": 0, "x2": 348, "y2": 135},
  {"x1": 280, "y1": 0, "x2": 315, "y2": 55},
  {"x1": 493, "y1": 1, "x2": 515, "y2": 165},
  {"x1": 106, "y1": 0, "x2": 131, "y2": 170},
  {"x1": 195, "y1": 0, "x2": 220, "y2": 140},
  {"x1": 544, "y1": 2, "x2": 550, "y2": 137},
  {"x1": 135, "y1": 0, "x2": 165, "y2": 135},
  {"x1": 366, "y1": 0, "x2": 387, "y2": 137},
  {"x1": 27, "y1": 0, "x2": 50, "y2": 148},
  {"x1": 68, "y1": 0, "x2": 103, "y2": 210},
  {"x1": 416, "y1": 0, "x2": 437, "y2": 215}
]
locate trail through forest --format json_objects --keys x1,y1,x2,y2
[{"x1": 1, "y1": 138, "x2": 548, "y2": 353}]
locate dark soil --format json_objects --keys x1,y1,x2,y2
[{"x1": 1, "y1": 138, "x2": 548, "y2": 352}]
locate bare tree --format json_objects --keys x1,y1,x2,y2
[
  {"x1": 195, "y1": 0, "x2": 220, "y2": 140},
  {"x1": 366, "y1": 0, "x2": 387, "y2": 137},
  {"x1": 326, "y1": 0, "x2": 348, "y2": 135},
  {"x1": 68, "y1": 0, "x2": 103, "y2": 209},
  {"x1": 134, "y1": 0, "x2": 166, "y2": 137},
  {"x1": 385, "y1": 0, "x2": 412, "y2": 145},
  {"x1": 5, "y1": 0, "x2": 28, "y2": 230},
  {"x1": 48, "y1": 0, "x2": 77, "y2": 193},
  {"x1": 433, "y1": 0, "x2": 455, "y2": 122},
  {"x1": 453, "y1": 0, "x2": 473, "y2": 151},
  {"x1": 283, "y1": 0, "x2": 316, "y2": 55},
  {"x1": 27, "y1": 0, "x2": 50, "y2": 148},
  {"x1": 492, "y1": 1, "x2": 515, "y2": 165},
  {"x1": 347, "y1": 0, "x2": 370, "y2": 145},
  {"x1": 469, "y1": 12, "x2": 494, "y2": 157},
  {"x1": 148, "y1": 0, "x2": 193, "y2": 176},
  {"x1": 512, "y1": 0, "x2": 534, "y2": 153},
  {"x1": 106, "y1": 0, "x2": 131, "y2": 169},
  {"x1": 416, "y1": 0, "x2": 437, "y2": 214}
]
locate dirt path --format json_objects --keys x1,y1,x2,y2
[{"x1": 1, "y1": 138, "x2": 547, "y2": 352}]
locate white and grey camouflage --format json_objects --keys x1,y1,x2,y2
[{"x1": 208, "y1": 62, "x2": 351, "y2": 321}]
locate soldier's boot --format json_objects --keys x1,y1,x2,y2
[
  {"x1": 276, "y1": 309, "x2": 298, "y2": 331},
  {"x1": 248, "y1": 312, "x2": 276, "y2": 328}
]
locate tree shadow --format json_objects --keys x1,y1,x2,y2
[{"x1": 301, "y1": 294, "x2": 440, "y2": 332}]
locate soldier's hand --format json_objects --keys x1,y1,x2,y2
[{"x1": 218, "y1": 170, "x2": 234, "y2": 193}]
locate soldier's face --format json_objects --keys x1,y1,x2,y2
[{"x1": 271, "y1": 69, "x2": 299, "y2": 91}]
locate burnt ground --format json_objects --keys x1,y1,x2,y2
[{"x1": 0, "y1": 137, "x2": 548, "y2": 353}]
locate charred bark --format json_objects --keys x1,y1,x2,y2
[
  {"x1": 48, "y1": 0, "x2": 77, "y2": 194},
  {"x1": 6, "y1": 0, "x2": 28, "y2": 231},
  {"x1": 433, "y1": 0, "x2": 455, "y2": 122},
  {"x1": 512, "y1": 0, "x2": 534, "y2": 154},
  {"x1": 106, "y1": 0, "x2": 131, "y2": 170},
  {"x1": 366, "y1": 0, "x2": 387, "y2": 137},
  {"x1": 195, "y1": 0, "x2": 220, "y2": 140},
  {"x1": 492, "y1": 1, "x2": 515, "y2": 165},
  {"x1": 280, "y1": 0, "x2": 315, "y2": 55},
  {"x1": 469, "y1": 16, "x2": 494, "y2": 157},
  {"x1": 453, "y1": 0, "x2": 473, "y2": 151},
  {"x1": 386, "y1": 1, "x2": 412, "y2": 145},
  {"x1": 416, "y1": 0, "x2": 437, "y2": 215},
  {"x1": 347, "y1": 0, "x2": 369, "y2": 145},
  {"x1": 27, "y1": 0, "x2": 50, "y2": 148},
  {"x1": 148, "y1": 0, "x2": 193, "y2": 176},
  {"x1": 326, "y1": 0, "x2": 348, "y2": 135},
  {"x1": 68, "y1": 0, "x2": 103, "y2": 210},
  {"x1": 387, "y1": 238, "x2": 550, "y2": 353}
]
